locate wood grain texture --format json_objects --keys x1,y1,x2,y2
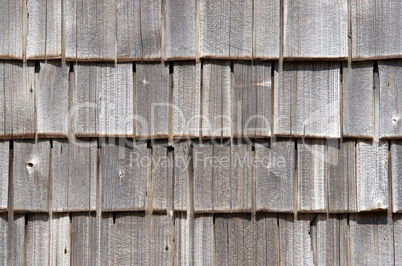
[
  {"x1": 37, "y1": 61, "x2": 69, "y2": 137},
  {"x1": 172, "y1": 62, "x2": 201, "y2": 138},
  {"x1": 342, "y1": 62, "x2": 374, "y2": 138},
  {"x1": 0, "y1": 0, "x2": 23, "y2": 59},
  {"x1": 283, "y1": 0, "x2": 348, "y2": 59},
  {"x1": 392, "y1": 141, "x2": 402, "y2": 213},
  {"x1": 192, "y1": 143, "x2": 213, "y2": 212},
  {"x1": 395, "y1": 215, "x2": 402, "y2": 264},
  {"x1": 174, "y1": 213, "x2": 191, "y2": 266},
  {"x1": 100, "y1": 139, "x2": 147, "y2": 211},
  {"x1": 50, "y1": 214, "x2": 70, "y2": 266},
  {"x1": 9, "y1": 214, "x2": 25, "y2": 266},
  {"x1": 356, "y1": 140, "x2": 388, "y2": 211},
  {"x1": 0, "y1": 141, "x2": 8, "y2": 211},
  {"x1": 173, "y1": 141, "x2": 191, "y2": 211},
  {"x1": 298, "y1": 139, "x2": 327, "y2": 212},
  {"x1": 164, "y1": 0, "x2": 196, "y2": 60},
  {"x1": 13, "y1": 140, "x2": 50, "y2": 212},
  {"x1": 232, "y1": 62, "x2": 271, "y2": 138},
  {"x1": 253, "y1": 0, "x2": 280, "y2": 59},
  {"x1": 71, "y1": 213, "x2": 113, "y2": 266},
  {"x1": 201, "y1": 61, "x2": 231, "y2": 138},
  {"x1": 0, "y1": 62, "x2": 35, "y2": 139},
  {"x1": 350, "y1": 214, "x2": 394, "y2": 265},
  {"x1": 255, "y1": 214, "x2": 279, "y2": 265},
  {"x1": 52, "y1": 139, "x2": 97, "y2": 212},
  {"x1": 255, "y1": 140, "x2": 294, "y2": 212},
  {"x1": 27, "y1": 214, "x2": 49, "y2": 266},
  {"x1": 27, "y1": 0, "x2": 62, "y2": 59},
  {"x1": 379, "y1": 60, "x2": 402, "y2": 138},
  {"x1": 135, "y1": 63, "x2": 170, "y2": 139},
  {"x1": 115, "y1": 213, "x2": 173, "y2": 265},
  {"x1": 0, "y1": 214, "x2": 7, "y2": 265},
  {"x1": 274, "y1": 62, "x2": 341, "y2": 138},
  {"x1": 193, "y1": 215, "x2": 214, "y2": 265},
  {"x1": 116, "y1": 0, "x2": 161, "y2": 60},
  {"x1": 212, "y1": 145, "x2": 231, "y2": 212},
  {"x1": 279, "y1": 214, "x2": 314, "y2": 266},
  {"x1": 65, "y1": 0, "x2": 115, "y2": 60},
  {"x1": 351, "y1": 0, "x2": 402, "y2": 60},
  {"x1": 327, "y1": 140, "x2": 357, "y2": 213},
  {"x1": 228, "y1": 0, "x2": 252, "y2": 59}
]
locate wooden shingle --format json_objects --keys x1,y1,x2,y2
[
  {"x1": 391, "y1": 141, "x2": 402, "y2": 213},
  {"x1": 173, "y1": 141, "x2": 191, "y2": 211},
  {"x1": 50, "y1": 213, "x2": 70, "y2": 266},
  {"x1": 0, "y1": 214, "x2": 7, "y2": 265},
  {"x1": 0, "y1": 141, "x2": 8, "y2": 211},
  {"x1": 9, "y1": 214, "x2": 25, "y2": 265},
  {"x1": 0, "y1": 0, "x2": 23, "y2": 59},
  {"x1": 255, "y1": 214, "x2": 279, "y2": 265},
  {"x1": 193, "y1": 215, "x2": 214, "y2": 265},
  {"x1": 395, "y1": 215, "x2": 402, "y2": 263},
  {"x1": 26, "y1": 214, "x2": 49, "y2": 265}
]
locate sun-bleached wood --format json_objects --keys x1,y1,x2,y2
[
  {"x1": 395, "y1": 215, "x2": 402, "y2": 263},
  {"x1": 193, "y1": 143, "x2": 213, "y2": 212},
  {"x1": 211, "y1": 145, "x2": 231, "y2": 212},
  {"x1": 65, "y1": 0, "x2": 115, "y2": 60},
  {"x1": 351, "y1": 0, "x2": 402, "y2": 60},
  {"x1": 52, "y1": 139, "x2": 97, "y2": 212},
  {"x1": 173, "y1": 62, "x2": 201, "y2": 138},
  {"x1": 327, "y1": 140, "x2": 357, "y2": 212},
  {"x1": 255, "y1": 140, "x2": 294, "y2": 212},
  {"x1": 135, "y1": 63, "x2": 170, "y2": 139},
  {"x1": 0, "y1": 215, "x2": 7, "y2": 265},
  {"x1": 193, "y1": 215, "x2": 214, "y2": 265},
  {"x1": 378, "y1": 60, "x2": 402, "y2": 138},
  {"x1": 37, "y1": 61, "x2": 69, "y2": 137},
  {"x1": 27, "y1": 0, "x2": 61, "y2": 59},
  {"x1": 50, "y1": 214, "x2": 70, "y2": 266},
  {"x1": 229, "y1": 0, "x2": 252, "y2": 59},
  {"x1": 232, "y1": 62, "x2": 271, "y2": 138},
  {"x1": 116, "y1": 0, "x2": 161, "y2": 60},
  {"x1": 13, "y1": 140, "x2": 50, "y2": 212},
  {"x1": 100, "y1": 139, "x2": 147, "y2": 211},
  {"x1": 174, "y1": 213, "x2": 191, "y2": 265},
  {"x1": 279, "y1": 214, "x2": 314, "y2": 265},
  {"x1": 356, "y1": 140, "x2": 388, "y2": 211},
  {"x1": 342, "y1": 62, "x2": 374, "y2": 138},
  {"x1": 392, "y1": 141, "x2": 402, "y2": 213},
  {"x1": 298, "y1": 139, "x2": 327, "y2": 212},
  {"x1": 0, "y1": 61, "x2": 35, "y2": 139},
  {"x1": 350, "y1": 214, "x2": 394, "y2": 265},
  {"x1": 26, "y1": 214, "x2": 49, "y2": 266},
  {"x1": 115, "y1": 213, "x2": 173, "y2": 265},
  {"x1": 164, "y1": 0, "x2": 196, "y2": 60},
  {"x1": 255, "y1": 214, "x2": 279, "y2": 265},
  {"x1": 0, "y1": 141, "x2": 8, "y2": 211},
  {"x1": 0, "y1": 0, "x2": 23, "y2": 59},
  {"x1": 283, "y1": 0, "x2": 348, "y2": 59},
  {"x1": 9, "y1": 214, "x2": 25, "y2": 265},
  {"x1": 173, "y1": 141, "x2": 191, "y2": 211},
  {"x1": 253, "y1": 0, "x2": 280, "y2": 59},
  {"x1": 201, "y1": 61, "x2": 231, "y2": 138},
  {"x1": 274, "y1": 62, "x2": 341, "y2": 138}
]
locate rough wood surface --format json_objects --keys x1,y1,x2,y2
[
  {"x1": 100, "y1": 139, "x2": 147, "y2": 211},
  {"x1": 116, "y1": 0, "x2": 161, "y2": 60},
  {"x1": 0, "y1": 62, "x2": 35, "y2": 139},
  {"x1": 350, "y1": 214, "x2": 394, "y2": 265},
  {"x1": 173, "y1": 141, "x2": 191, "y2": 211},
  {"x1": 351, "y1": 0, "x2": 402, "y2": 60},
  {"x1": 172, "y1": 62, "x2": 201, "y2": 138},
  {"x1": 0, "y1": 214, "x2": 7, "y2": 265},
  {"x1": 342, "y1": 62, "x2": 374, "y2": 138},
  {"x1": 379, "y1": 60, "x2": 402, "y2": 138},
  {"x1": 52, "y1": 139, "x2": 97, "y2": 212},
  {"x1": 356, "y1": 140, "x2": 388, "y2": 211},
  {"x1": 0, "y1": 0, "x2": 23, "y2": 59},
  {"x1": 228, "y1": 0, "x2": 252, "y2": 59},
  {"x1": 26, "y1": 214, "x2": 49, "y2": 266},
  {"x1": 135, "y1": 63, "x2": 170, "y2": 139},
  {"x1": 65, "y1": 0, "x2": 115, "y2": 60},
  {"x1": 115, "y1": 213, "x2": 172, "y2": 265},
  {"x1": 283, "y1": 0, "x2": 348, "y2": 59},
  {"x1": 232, "y1": 62, "x2": 271, "y2": 138},
  {"x1": 395, "y1": 215, "x2": 402, "y2": 264},
  {"x1": 253, "y1": 0, "x2": 280, "y2": 59},
  {"x1": 279, "y1": 214, "x2": 314, "y2": 266},
  {"x1": 174, "y1": 213, "x2": 191, "y2": 266},
  {"x1": 327, "y1": 140, "x2": 357, "y2": 213},
  {"x1": 255, "y1": 214, "x2": 279, "y2": 265},
  {"x1": 193, "y1": 143, "x2": 213, "y2": 212},
  {"x1": 37, "y1": 61, "x2": 69, "y2": 137},
  {"x1": 392, "y1": 141, "x2": 402, "y2": 213},
  {"x1": 201, "y1": 61, "x2": 231, "y2": 138},
  {"x1": 27, "y1": 0, "x2": 61, "y2": 59},
  {"x1": 0, "y1": 141, "x2": 8, "y2": 211},
  {"x1": 9, "y1": 214, "x2": 25, "y2": 266},
  {"x1": 274, "y1": 62, "x2": 341, "y2": 138},
  {"x1": 164, "y1": 0, "x2": 196, "y2": 60},
  {"x1": 212, "y1": 145, "x2": 231, "y2": 212},
  {"x1": 193, "y1": 215, "x2": 214, "y2": 265},
  {"x1": 255, "y1": 140, "x2": 294, "y2": 212},
  {"x1": 13, "y1": 140, "x2": 50, "y2": 212},
  {"x1": 50, "y1": 214, "x2": 70, "y2": 266}
]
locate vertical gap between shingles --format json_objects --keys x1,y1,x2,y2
[{"x1": 7, "y1": 140, "x2": 13, "y2": 266}]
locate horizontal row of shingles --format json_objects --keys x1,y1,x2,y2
[
  {"x1": 1, "y1": 0, "x2": 401, "y2": 61},
  {"x1": 2, "y1": 138, "x2": 402, "y2": 213},
  {"x1": 1, "y1": 59, "x2": 400, "y2": 139},
  {"x1": 1, "y1": 212, "x2": 401, "y2": 265}
]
